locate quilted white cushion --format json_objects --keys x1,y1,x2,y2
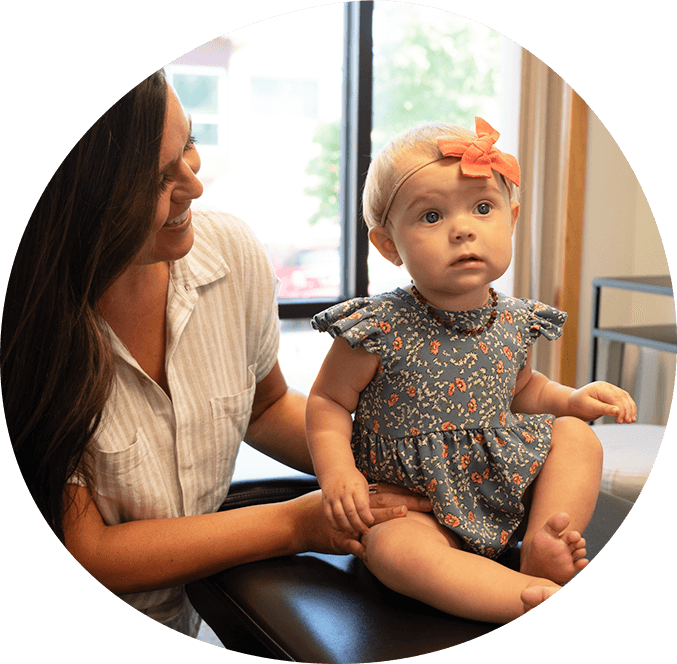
[{"x1": 592, "y1": 423, "x2": 665, "y2": 502}]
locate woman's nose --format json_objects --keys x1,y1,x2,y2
[{"x1": 174, "y1": 150, "x2": 204, "y2": 201}]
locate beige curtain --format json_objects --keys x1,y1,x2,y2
[{"x1": 513, "y1": 51, "x2": 573, "y2": 380}]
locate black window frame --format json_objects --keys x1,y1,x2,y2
[{"x1": 278, "y1": 1, "x2": 373, "y2": 320}]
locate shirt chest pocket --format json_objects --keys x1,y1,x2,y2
[
  {"x1": 91, "y1": 428, "x2": 179, "y2": 522},
  {"x1": 210, "y1": 364, "x2": 257, "y2": 435}
]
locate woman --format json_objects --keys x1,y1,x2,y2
[{"x1": 1, "y1": 70, "x2": 426, "y2": 636}]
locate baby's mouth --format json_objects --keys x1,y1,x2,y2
[{"x1": 454, "y1": 255, "x2": 482, "y2": 265}]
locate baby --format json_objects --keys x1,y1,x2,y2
[{"x1": 306, "y1": 118, "x2": 636, "y2": 622}]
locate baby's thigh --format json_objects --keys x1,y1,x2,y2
[{"x1": 363, "y1": 510, "x2": 462, "y2": 556}]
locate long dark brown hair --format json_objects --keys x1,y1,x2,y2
[{"x1": 1, "y1": 71, "x2": 168, "y2": 542}]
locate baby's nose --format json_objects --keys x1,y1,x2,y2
[{"x1": 450, "y1": 218, "x2": 476, "y2": 241}]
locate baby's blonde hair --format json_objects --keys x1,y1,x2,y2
[{"x1": 363, "y1": 122, "x2": 519, "y2": 230}]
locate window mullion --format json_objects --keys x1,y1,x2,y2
[{"x1": 339, "y1": 0, "x2": 373, "y2": 299}]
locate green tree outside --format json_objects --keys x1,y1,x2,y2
[{"x1": 304, "y1": 17, "x2": 501, "y2": 227}]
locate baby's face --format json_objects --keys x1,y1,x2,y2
[{"x1": 370, "y1": 158, "x2": 519, "y2": 311}]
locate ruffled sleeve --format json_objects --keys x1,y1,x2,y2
[
  {"x1": 522, "y1": 299, "x2": 567, "y2": 343},
  {"x1": 311, "y1": 295, "x2": 392, "y2": 355}
]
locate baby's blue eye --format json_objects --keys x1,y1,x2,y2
[
  {"x1": 424, "y1": 211, "x2": 440, "y2": 224},
  {"x1": 476, "y1": 203, "x2": 492, "y2": 215}
]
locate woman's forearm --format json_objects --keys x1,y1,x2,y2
[
  {"x1": 101, "y1": 505, "x2": 301, "y2": 594},
  {"x1": 64, "y1": 484, "x2": 311, "y2": 595}
]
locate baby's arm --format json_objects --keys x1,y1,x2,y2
[
  {"x1": 511, "y1": 347, "x2": 637, "y2": 423},
  {"x1": 307, "y1": 337, "x2": 382, "y2": 534}
]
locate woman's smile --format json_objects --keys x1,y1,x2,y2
[{"x1": 164, "y1": 207, "x2": 191, "y2": 229}]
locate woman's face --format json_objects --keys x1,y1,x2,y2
[{"x1": 134, "y1": 86, "x2": 204, "y2": 265}]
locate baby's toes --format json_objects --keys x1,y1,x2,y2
[
  {"x1": 563, "y1": 530, "x2": 584, "y2": 546},
  {"x1": 573, "y1": 556, "x2": 589, "y2": 573}
]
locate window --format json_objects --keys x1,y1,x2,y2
[
  {"x1": 168, "y1": 1, "x2": 517, "y2": 404},
  {"x1": 369, "y1": 1, "x2": 520, "y2": 296},
  {"x1": 251, "y1": 78, "x2": 320, "y2": 118},
  {"x1": 164, "y1": 65, "x2": 226, "y2": 151},
  {"x1": 169, "y1": 4, "x2": 345, "y2": 318}
]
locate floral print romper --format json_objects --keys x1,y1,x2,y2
[{"x1": 312, "y1": 288, "x2": 567, "y2": 558}]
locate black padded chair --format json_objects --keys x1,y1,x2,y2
[{"x1": 187, "y1": 476, "x2": 633, "y2": 663}]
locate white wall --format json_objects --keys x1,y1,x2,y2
[{"x1": 576, "y1": 111, "x2": 675, "y2": 423}]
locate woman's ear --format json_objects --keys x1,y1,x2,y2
[{"x1": 369, "y1": 226, "x2": 403, "y2": 266}]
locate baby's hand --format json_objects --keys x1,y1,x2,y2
[
  {"x1": 568, "y1": 381, "x2": 637, "y2": 423},
  {"x1": 322, "y1": 468, "x2": 375, "y2": 535}
]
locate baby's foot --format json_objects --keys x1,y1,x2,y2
[
  {"x1": 520, "y1": 512, "x2": 588, "y2": 584},
  {"x1": 520, "y1": 583, "x2": 560, "y2": 613}
]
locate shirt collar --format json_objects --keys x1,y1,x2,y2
[{"x1": 171, "y1": 211, "x2": 230, "y2": 289}]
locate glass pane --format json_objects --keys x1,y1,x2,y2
[
  {"x1": 251, "y1": 78, "x2": 320, "y2": 118},
  {"x1": 369, "y1": 2, "x2": 520, "y2": 296},
  {"x1": 173, "y1": 73, "x2": 219, "y2": 114},
  {"x1": 168, "y1": 4, "x2": 344, "y2": 303},
  {"x1": 192, "y1": 122, "x2": 218, "y2": 146}
]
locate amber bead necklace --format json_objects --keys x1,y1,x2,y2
[{"x1": 409, "y1": 283, "x2": 499, "y2": 337}]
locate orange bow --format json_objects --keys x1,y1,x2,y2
[{"x1": 437, "y1": 117, "x2": 520, "y2": 186}]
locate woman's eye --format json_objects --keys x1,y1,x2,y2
[
  {"x1": 158, "y1": 173, "x2": 173, "y2": 193},
  {"x1": 475, "y1": 202, "x2": 492, "y2": 215},
  {"x1": 185, "y1": 132, "x2": 197, "y2": 152},
  {"x1": 423, "y1": 211, "x2": 440, "y2": 224}
]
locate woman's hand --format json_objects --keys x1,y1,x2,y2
[
  {"x1": 568, "y1": 381, "x2": 637, "y2": 423},
  {"x1": 367, "y1": 482, "x2": 432, "y2": 513},
  {"x1": 292, "y1": 484, "x2": 432, "y2": 561}
]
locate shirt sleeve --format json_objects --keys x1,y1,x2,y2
[{"x1": 200, "y1": 209, "x2": 281, "y2": 383}]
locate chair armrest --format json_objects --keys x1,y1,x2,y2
[{"x1": 217, "y1": 475, "x2": 320, "y2": 511}]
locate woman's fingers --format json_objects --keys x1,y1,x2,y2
[{"x1": 368, "y1": 482, "x2": 432, "y2": 512}]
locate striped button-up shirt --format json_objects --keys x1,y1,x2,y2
[{"x1": 74, "y1": 209, "x2": 280, "y2": 632}]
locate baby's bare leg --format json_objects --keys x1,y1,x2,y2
[
  {"x1": 520, "y1": 416, "x2": 603, "y2": 584},
  {"x1": 363, "y1": 511, "x2": 559, "y2": 623}
]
